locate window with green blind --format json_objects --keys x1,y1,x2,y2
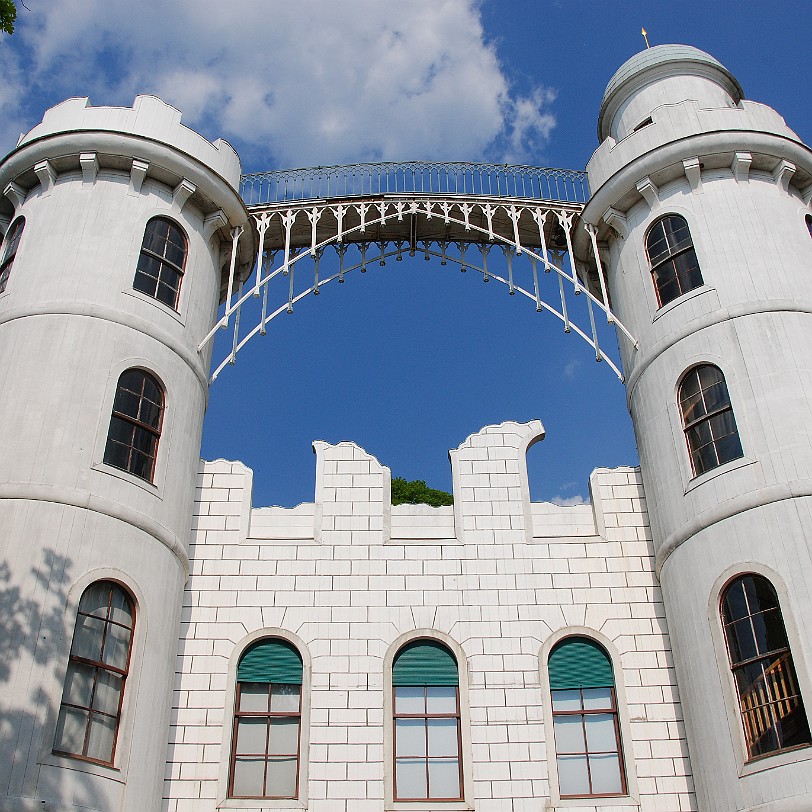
[
  {"x1": 229, "y1": 639, "x2": 303, "y2": 800},
  {"x1": 392, "y1": 640, "x2": 463, "y2": 801},
  {"x1": 548, "y1": 637, "x2": 626, "y2": 799}
]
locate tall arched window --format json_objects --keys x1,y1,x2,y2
[
  {"x1": 392, "y1": 640, "x2": 462, "y2": 802},
  {"x1": 103, "y1": 369, "x2": 164, "y2": 482},
  {"x1": 721, "y1": 574, "x2": 811, "y2": 759},
  {"x1": 134, "y1": 217, "x2": 187, "y2": 309},
  {"x1": 229, "y1": 639, "x2": 303, "y2": 799},
  {"x1": 679, "y1": 364, "x2": 743, "y2": 477},
  {"x1": 0, "y1": 216, "x2": 25, "y2": 293},
  {"x1": 548, "y1": 637, "x2": 626, "y2": 798},
  {"x1": 54, "y1": 581, "x2": 134, "y2": 765},
  {"x1": 646, "y1": 214, "x2": 703, "y2": 307}
]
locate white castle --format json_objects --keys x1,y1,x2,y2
[{"x1": 1, "y1": 44, "x2": 812, "y2": 812}]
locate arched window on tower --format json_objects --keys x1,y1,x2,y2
[
  {"x1": 0, "y1": 216, "x2": 25, "y2": 293},
  {"x1": 646, "y1": 214, "x2": 703, "y2": 307},
  {"x1": 229, "y1": 638, "x2": 304, "y2": 799},
  {"x1": 548, "y1": 637, "x2": 627, "y2": 798},
  {"x1": 679, "y1": 364, "x2": 743, "y2": 477},
  {"x1": 54, "y1": 581, "x2": 135, "y2": 765},
  {"x1": 133, "y1": 216, "x2": 187, "y2": 309},
  {"x1": 392, "y1": 639, "x2": 463, "y2": 802},
  {"x1": 721, "y1": 574, "x2": 811, "y2": 759},
  {"x1": 103, "y1": 369, "x2": 164, "y2": 482}
]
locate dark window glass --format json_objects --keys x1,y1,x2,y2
[
  {"x1": 721, "y1": 575, "x2": 811, "y2": 760},
  {"x1": 549, "y1": 638, "x2": 626, "y2": 798},
  {"x1": 0, "y1": 217, "x2": 25, "y2": 293},
  {"x1": 393, "y1": 643, "x2": 462, "y2": 802},
  {"x1": 679, "y1": 364, "x2": 743, "y2": 477},
  {"x1": 133, "y1": 217, "x2": 187, "y2": 309},
  {"x1": 646, "y1": 214, "x2": 703, "y2": 307},
  {"x1": 806, "y1": 214, "x2": 812, "y2": 239},
  {"x1": 54, "y1": 581, "x2": 134, "y2": 765},
  {"x1": 229, "y1": 641, "x2": 303, "y2": 799},
  {"x1": 103, "y1": 369, "x2": 164, "y2": 482}
]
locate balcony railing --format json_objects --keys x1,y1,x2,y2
[{"x1": 240, "y1": 161, "x2": 589, "y2": 206}]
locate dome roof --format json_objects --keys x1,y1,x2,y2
[{"x1": 598, "y1": 44, "x2": 744, "y2": 140}]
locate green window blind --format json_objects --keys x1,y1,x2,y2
[
  {"x1": 548, "y1": 638, "x2": 614, "y2": 690},
  {"x1": 237, "y1": 639, "x2": 303, "y2": 684},
  {"x1": 393, "y1": 640, "x2": 458, "y2": 686}
]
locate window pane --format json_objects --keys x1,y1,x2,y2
[
  {"x1": 558, "y1": 754, "x2": 590, "y2": 796},
  {"x1": 54, "y1": 706, "x2": 88, "y2": 754},
  {"x1": 428, "y1": 718, "x2": 459, "y2": 757},
  {"x1": 268, "y1": 718, "x2": 299, "y2": 755},
  {"x1": 266, "y1": 756, "x2": 297, "y2": 797},
  {"x1": 551, "y1": 689, "x2": 582, "y2": 712},
  {"x1": 396, "y1": 758, "x2": 427, "y2": 799},
  {"x1": 728, "y1": 618, "x2": 758, "y2": 664},
  {"x1": 426, "y1": 686, "x2": 456, "y2": 714},
  {"x1": 582, "y1": 688, "x2": 613, "y2": 710},
  {"x1": 723, "y1": 579, "x2": 748, "y2": 624},
  {"x1": 589, "y1": 753, "x2": 623, "y2": 794},
  {"x1": 109, "y1": 589, "x2": 133, "y2": 627},
  {"x1": 554, "y1": 715, "x2": 586, "y2": 753},
  {"x1": 79, "y1": 583, "x2": 112, "y2": 617},
  {"x1": 232, "y1": 756, "x2": 265, "y2": 797},
  {"x1": 239, "y1": 683, "x2": 270, "y2": 713},
  {"x1": 85, "y1": 713, "x2": 116, "y2": 762},
  {"x1": 584, "y1": 713, "x2": 618, "y2": 752},
  {"x1": 62, "y1": 662, "x2": 94, "y2": 707},
  {"x1": 396, "y1": 718, "x2": 426, "y2": 757},
  {"x1": 71, "y1": 615, "x2": 105, "y2": 660},
  {"x1": 270, "y1": 684, "x2": 300, "y2": 713},
  {"x1": 428, "y1": 758, "x2": 460, "y2": 799},
  {"x1": 236, "y1": 718, "x2": 268, "y2": 754},
  {"x1": 92, "y1": 670, "x2": 122, "y2": 715},
  {"x1": 102, "y1": 622, "x2": 132, "y2": 670},
  {"x1": 395, "y1": 686, "x2": 424, "y2": 714}
]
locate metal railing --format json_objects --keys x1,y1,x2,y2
[{"x1": 240, "y1": 161, "x2": 589, "y2": 206}]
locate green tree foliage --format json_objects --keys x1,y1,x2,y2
[
  {"x1": 391, "y1": 477, "x2": 453, "y2": 507},
  {"x1": 1, "y1": 0, "x2": 16, "y2": 35}
]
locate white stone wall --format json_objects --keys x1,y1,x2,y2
[{"x1": 164, "y1": 422, "x2": 696, "y2": 812}]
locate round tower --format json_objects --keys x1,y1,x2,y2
[
  {"x1": 580, "y1": 46, "x2": 812, "y2": 811},
  {"x1": 0, "y1": 96, "x2": 253, "y2": 811}
]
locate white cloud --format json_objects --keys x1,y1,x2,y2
[
  {"x1": 0, "y1": 0, "x2": 556, "y2": 169},
  {"x1": 550, "y1": 494, "x2": 588, "y2": 507}
]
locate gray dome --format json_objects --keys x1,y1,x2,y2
[{"x1": 598, "y1": 44, "x2": 744, "y2": 141}]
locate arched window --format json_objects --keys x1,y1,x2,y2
[
  {"x1": 53, "y1": 581, "x2": 134, "y2": 765},
  {"x1": 229, "y1": 639, "x2": 303, "y2": 799},
  {"x1": 103, "y1": 369, "x2": 164, "y2": 482},
  {"x1": 646, "y1": 214, "x2": 703, "y2": 307},
  {"x1": 134, "y1": 217, "x2": 187, "y2": 309},
  {"x1": 806, "y1": 214, "x2": 812, "y2": 239},
  {"x1": 548, "y1": 637, "x2": 626, "y2": 798},
  {"x1": 0, "y1": 216, "x2": 25, "y2": 293},
  {"x1": 679, "y1": 364, "x2": 743, "y2": 477},
  {"x1": 392, "y1": 640, "x2": 462, "y2": 801},
  {"x1": 721, "y1": 574, "x2": 811, "y2": 759}
]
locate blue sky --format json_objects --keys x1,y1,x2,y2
[{"x1": 2, "y1": 1, "x2": 809, "y2": 507}]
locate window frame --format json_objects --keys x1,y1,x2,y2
[
  {"x1": 720, "y1": 573, "x2": 811, "y2": 762},
  {"x1": 678, "y1": 363, "x2": 743, "y2": 478},
  {"x1": 102, "y1": 368, "x2": 165, "y2": 484},
  {"x1": 645, "y1": 213, "x2": 704, "y2": 308},
  {"x1": 133, "y1": 216, "x2": 188, "y2": 311},
  {"x1": 53, "y1": 580, "x2": 135, "y2": 767},
  {"x1": 0, "y1": 216, "x2": 25, "y2": 294}
]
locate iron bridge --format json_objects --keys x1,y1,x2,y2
[{"x1": 199, "y1": 162, "x2": 635, "y2": 382}]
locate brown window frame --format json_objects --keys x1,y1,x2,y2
[
  {"x1": 0, "y1": 216, "x2": 25, "y2": 294},
  {"x1": 679, "y1": 364, "x2": 743, "y2": 477},
  {"x1": 133, "y1": 216, "x2": 187, "y2": 310},
  {"x1": 228, "y1": 681, "x2": 302, "y2": 799},
  {"x1": 53, "y1": 581, "x2": 135, "y2": 766},
  {"x1": 393, "y1": 685, "x2": 463, "y2": 802},
  {"x1": 721, "y1": 574, "x2": 811, "y2": 761},
  {"x1": 551, "y1": 686, "x2": 627, "y2": 799},
  {"x1": 646, "y1": 214, "x2": 703, "y2": 307},
  {"x1": 103, "y1": 369, "x2": 164, "y2": 483}
]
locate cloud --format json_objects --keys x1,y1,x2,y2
[
  {"x1": 550, "y1": 494, "x2": 588, "y2": 507},
  {"x1": 563, "y1": 357, "x2": 581, "y2": 379},
  {"x1": 0, "y1": 0, "x2": 556, "y2": 169}
]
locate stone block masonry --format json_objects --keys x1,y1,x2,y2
[{"x1": 165, "y1": 422, "x2": 695, "y2": 812}]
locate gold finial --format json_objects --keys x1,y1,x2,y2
[{"x1": 641, "y1": 27, "x2": 650, "y2": 48}]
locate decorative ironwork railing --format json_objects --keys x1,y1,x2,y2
[{"x1": 240, "y1": 161, "x2": 590, "y2": 206}]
